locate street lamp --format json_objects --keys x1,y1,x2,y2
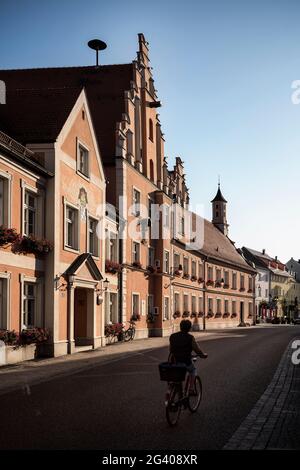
[{"x1": 96, "y1": 278, "x2": 110, "y2": 305}]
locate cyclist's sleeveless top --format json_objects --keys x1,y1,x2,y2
[{"x1": 169, "y1": 332, "x2": 193, "y2": 365}]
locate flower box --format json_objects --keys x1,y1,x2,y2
[
  {"x1": 0, "y1": 227, "x2": 19, "y2": 246},
  {"x1": 206, "y1": 312, "x2": 214, "y2": 318},
  {"x1": 248, "y1": 289, "x2": 253, "y2": 293},
  {"x1": 191, "y1": 313, "x2": 197, "y2": 318},
  {"x1": 206, "y1": 279, "x2": 214, "y2": 286},
  {"x1": 215, "y1": 312, "x2": 222, "y2": 318},
  {"x1": 174, "y1": 270, "x2": 182, "y2": 276},
  {"x1": 131, "y1": 314, "x2": 141, "y2": 322},
  {"x1": 198, "y1": 278, "x2": 204, "y2": 284},
  {"x1": 2, "y1": 344, "x2": 37, "y2": 365},
  {"x1": 223, "y1": 313, "x2": 230, "y2": 318},
  {"x1": 104, "y1": 323, "x2": 123, "y2": 337},
  {"x1": 191, "y1": 276, "x2": 197, "y2": 282},
  {"x1": 183, "y1": 273, "x2": 190, "y2": 280},
  {"x1": 182, "y1": 311, "x2": 190, "y2": 318},
  {"x1": 13, "y1": 235, "x2": 53, "y2": 255},
  {"x1": 215, "y1": 281, "x2": 222, "y2": 288},
  {"x1": 146, "y1": 265, "x2": 155, "y2": 273},
  {"x1": 223, "y1": 284, "x2": 230, "y2": 289},
  {"x1": 173, "y1": 311, "x2": 181, "y2": 319},
  {"x1": 132, "y1": 261, "x2": 142, "y2": 269},
  {"x1": 198, "y1": 312, "x2": 204, "y2": 318},
  {"x1": 105, "y1": 260, "x2": 122, "y2": 274},
  {"x1": 239, "y1": 287, "x2": 246, "y2": 292},
  {"x1": 231, "y1": 313, "x2": 237, "y2": 318},
  {"x1": 0, "y1": 327, "x2": 50, "y2": 366}
]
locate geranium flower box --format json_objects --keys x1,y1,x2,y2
[
  {"x1": 0, "y1": 227, "x2": 19, "y2": 246},
  {"x1": 105, "y1": 260, "x2": 122, "y2": 274},
  {"x1": 206, "y1": 279, "x2": 214, "y2": 286},
  {"x1": 132, "y1": 261, "x2": 142, "y2": 269}
]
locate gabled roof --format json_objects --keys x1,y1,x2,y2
[
  {"x1": 64, "y1": 253, "x2": 103, "y2": 281},
  {"x1": 0, "y1": 64, "x2": 134, "y2": 163},
  {"x1": 200, "y1": 219, "x2": 255, "y2": 272}
]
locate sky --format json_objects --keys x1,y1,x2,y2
[{"x1": 1, "y1": 0, "x2": 300, "y2": 262}]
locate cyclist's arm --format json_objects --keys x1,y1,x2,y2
[{"x1": 192, "y1": 337, "x2": 207, "y2": 358}]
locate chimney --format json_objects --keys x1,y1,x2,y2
[
  {"x1": 262, "y1": 249, "x2": 265, "y2": 255},
  {"x1": 275, "y1": 256, "x2": 278, "y2": 261},
  {"x1": 298, "y1": 259, "x2": 300, "y2": 264}
]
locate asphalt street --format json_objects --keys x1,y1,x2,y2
[{"x1": 0, "y1": 325, "x2": 299, "y2": 450}]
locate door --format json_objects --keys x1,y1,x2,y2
[{"x1": 74, "y1": 288, "x2": 87, "y2": 342}]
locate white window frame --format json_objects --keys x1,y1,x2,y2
[
  {"x1": 20, "y1": 274, "x2": 43, "y2": 329},
  {"x1": 76, "y1": 138, "x2": 90, "y2": 180},
  {"x1": 183, "y1": 293, "x2": 189, "y2": 312},
  {"x1": 64, "y1": 198, "x2": 80, "y2": 252},
  {"x1": 191, "y1": 295, "x2": 197, "y2": 314},
  {"x1": 105, "y1": 291, "x2": 118, "y2": 325},
  {"x1": 174, "y1": 291, "x2": 180, "y2": 313},
  {"x1": 87, "y1": 214, "x2": 100, "y2": 258},
  {"x1": 132, "y1": 241, "x2": 141, "y2": 264},
  {"x1": 0, "y1": 272, "x2": 11, "y2": 329},
  {"x1": 132, "y1": 187, "x2": 141, "y2": 217},
  {"x1": 21, "y1": 180, "x2": 44, "y2": 238},
  {"x1": 147, "y1": 294, "x2": 154, "y2": 315},
  {"x1": 232, "y1": 300, "x2": 236, "y2": 314},
  {"x1": 208, "y1": 297, "x2": 214, "y2": 313},
  {"x1": 199, "y1": 296, "x2": 203, "y2": 313},
  {"x1": 132, "y1": 292, "x2": 140, "y2": 316},
  {"x1": 0, "y1": 170, "x2": 12, "y2": 227},
  {"x1": 164, "y1": 250, "x2": 170, "y2": 273},
  {"x1": 216, "y1": 298, "x2": 222, "y2": 313},
  {"x1": 183, "y1": 256, "x2": 189, "y2": 275},
  {"x1": 224, "y1": 299, "x2": 229, "y2": 314},
  {"x1": 191, "y1": 260, "x2": 197, "y2": 278},
  {"x1": 163, "y1": 296, "x2": 170, "y2": 321}
]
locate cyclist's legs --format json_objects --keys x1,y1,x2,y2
[{"x1": 186, "y1": 363, "x2": 196, "y2": 391}]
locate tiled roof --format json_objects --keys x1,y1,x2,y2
[
  {"x1": 201, "y1": 219, "x2": 255, "y2": 271},
  {"x1": 0, "y1": 64, "x2": 134, "y2": 163}
]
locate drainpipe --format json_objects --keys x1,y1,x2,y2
[{"x1": 203, "y1": 257, "x2": 207, "y2": 331}]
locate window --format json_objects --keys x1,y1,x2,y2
[
  {"x1": 183, "y1": 294, "x2": 189, "y2": 312},
  {"x1": 65, "y1": 206, "x2": 79, "y2": 250},
  {"x1": 232, "y1": 300, "x2": 236, "y2": 314},
  {"x1": 248, "y1": 277, "x2": 252, "y2": 291},
  {"x1": 249, "y1": 302, "x2": 253, "y2": 315},
  {"x1": 126, "y1": 130, "x2": 133, "y2": 156},
  {"x1": 192, "y1": 296, "x2": 197, "y2": 314},
  {"x1": 174, "y1": 293, "x2": 180, "y2": 313},
  {"x1": 149, "y1": 159, "x2": 154, "y2": 181},
  {"x1": 265, "y1": 289, "x2": 268, "y2": 298},
  {"x1": 148, "y1": 295, "x2": 154, "y2": 315},
  {"x1": 224, "y1": 299, "x2": 229, "y2": 313},
  {"x1": 198, "y1": 262, "x2": 204, "y2": 279},
  {"x1": 183, "y1": 257, "x2": 189, "y2": 275},
  {"x1": 216, "y1": 268, "x2": 222, "y2": 281},
  {"x1": 88, "y1": 217, "x2": 99, "y2": 257},
  {"x1": 174, "y1": 253, "x2": 181, "y2": 270},
  {"x1": 148, "y1": 247, "x2": 155, "y2": 267},
  {"x1": 192, "y1": 261, "x2": 196, "y2": 278},
  {"x1": 164, "y1": 250, "x2": 170, "y2": 273},
  {"x1": 180, "y1": 216, "x2": 185, "y2": 235},
  {"x1": 132, "y1": 294, "x2": 140, "y2": 316},
  {"x1": 240, "y1": 275, "x2": 245, "y2": 289},
  {"x1": 149, "y1": 119, "x2": 154, "y2": 141},
  {"x1": 78, "y1": 144, "x2": 89, "y2": 177},
  {"x1": 199, "y1": 297, "x2": 203, "y2": 313},
  {"x1": 133, "y1": 188, "x2": 141, "y2": 216},
  {"x1": 216, "y1": 298, "x2": 222, "y2": 313},
  {"x1": 106, "y1": 292, "x2": 118, "y2": 324},
  {"x1": 164, "y1": 297, "x2": 170, "y2": 320},
  {"x1": 208, "y1": 266, "x2": 213, "y2": 280},
  {"x1": 132, "y1": 241, "x2": 140, "y2": 263},
  {"x1": 23, "y1": 282, "x2": 36, "y2": 328},
  {"x1": 258, "y1": 286, "x2": 261, "y2": 297},
  {"x1": 208, "y1": 298, "x2": 213, "y2": 313},
  {"x1": 0, "y1": 277, "x2": 8, "y2": 329},
  {"x1": 224, "y1": 271, "x2": 229, "y2": 286},
  {"x1": 106, "y1": 232, "x2": 118, "y2": 262},
  {"x1": 232, "y1": 272, "x2": 237, "y2": 289},
  {"x1": 24, "y1": 191, "x2": 37, "y2": 236},
  {"x1": 0, "y1": 176, "x2": 10, "y2": 227}
]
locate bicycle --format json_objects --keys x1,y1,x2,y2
[
  {"x1": 159, "y1": 356, "x2": 203, "y2": 427},
  {"x1": 123, "y1": 320, "x2": 136, "y2": 342}
]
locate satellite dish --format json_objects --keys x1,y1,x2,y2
[{"x1": 88, "y1": 39, "x2": 107, "y2": 66}]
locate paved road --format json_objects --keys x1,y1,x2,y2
[{"x1": 0, "y1": 325, "x2": 299, "y2": 450}]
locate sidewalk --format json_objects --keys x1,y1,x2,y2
[
  {"x1": 0, "y1": 329, "x2": 222, "y2": 397},
  {"x1": 224, "y1": 337, "x2": 300, "y2": 450}
]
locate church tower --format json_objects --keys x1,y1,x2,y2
[{"x1": 211, "y1": 182, "x2": 229, "y2": 236}]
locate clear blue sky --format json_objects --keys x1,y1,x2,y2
[{"x1": 1, "y1": 0, "x2": 300, "y2": 262}]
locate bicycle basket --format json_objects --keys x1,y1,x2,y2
[{"x1": 158, "y1": 362, "x2": 187, "y2": 382}]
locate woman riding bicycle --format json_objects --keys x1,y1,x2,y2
[{"x1": 169, "y1": 320, "x2": 208, "y2": 395}]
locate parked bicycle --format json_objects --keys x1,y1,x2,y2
[
  {"x1": 104, "y1": 320, "x2": 136, "y2": 343},
  {"x1": 159, "y1": 355, "x2": 203, "y2": 426},
  {"x1": 123, "y1": 320, "x2": 136, "y2": 341}
]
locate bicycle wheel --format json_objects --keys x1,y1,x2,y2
[
  {"x1": 166, "y1": 383, "x2": 182, "y2": 427},
  {"x1": 123, "y1": 328, "x2": 132, "y2": 342},
  {"x1": 187, "y1": 376, "x2": 202, "y2": 413},
  {"x1": 130, "y1": 327, "x2": 136, "y2": 341}
]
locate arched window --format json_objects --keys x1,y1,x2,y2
[
  {"x1": 150, "y1": 159, "x2": 154, "y2": 181},
  {"x1": 149, "y1": 119, "x2": 153, "y2": 142}
]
